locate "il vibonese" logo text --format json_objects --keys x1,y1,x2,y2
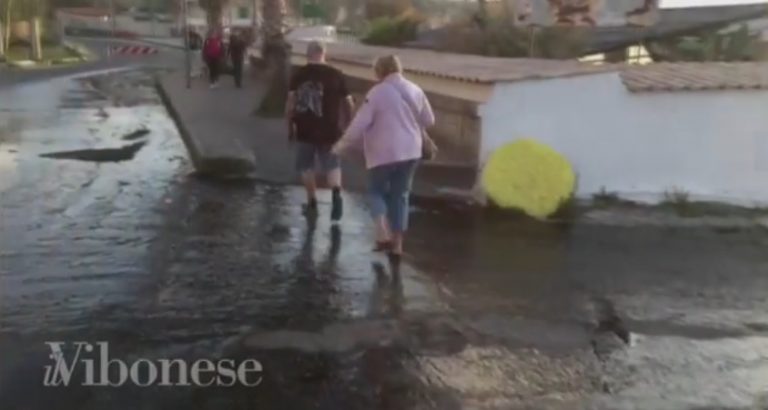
[{"x1": 43, "y1": 342, "x2": 263, "y2": 387}]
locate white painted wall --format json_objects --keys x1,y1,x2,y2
[{"x1": 479, "y1": 73, "x2": 768, "y2": 205}]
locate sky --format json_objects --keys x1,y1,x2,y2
[{"x1": 662, "y1": 0, "x2": 767, "y2": 7}]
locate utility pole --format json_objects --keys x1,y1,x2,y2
[
  {"x1": 109, "y1": 0, "x2": 117, "y2": 37},
  {"x1": 150, "y1": 0, "x2": 157, "y2": 37},
  {"x1": 182, "y1": 0, "x2": 191, "y2": 88}
]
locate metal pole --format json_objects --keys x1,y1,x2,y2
[
  {"x1": 182, "y1": 0, "x2": 191, "y2": 88},
  {"x1": 150, "y1": 0, "x2": 156, "y2": 37},
  {"x1": 109, "y1": 0, "x2": 117, "y2": 37},
  {"x1": 0, "y1": 19, "x2": 5, "y2": 58}
]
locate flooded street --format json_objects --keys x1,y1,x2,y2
[{"x1": 1, "y1": 68, "x2": 768, "y2": 409}]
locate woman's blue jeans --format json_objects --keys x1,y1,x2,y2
[{"x1": 367, "y1": 159, "x2": 419, "y2": 233}]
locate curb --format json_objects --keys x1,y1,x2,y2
[
  {"x1": 155, "y1": 76, "x2": 203, "y2": 169},
  {"x1": 155, "y1": 75, "x2": 258, "y2": 179}
]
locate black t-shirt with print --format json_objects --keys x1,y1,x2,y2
[{"x1": 289, "y1": 64, "x2": 349, "y2": 145}]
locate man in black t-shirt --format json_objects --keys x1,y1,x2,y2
[{"x1": 286, "y1": 41, "x2": 354, "y2": 221}]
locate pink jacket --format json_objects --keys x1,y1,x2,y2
[{"x1": 336, "y1": 73, "x2": 435, "y2": 169}]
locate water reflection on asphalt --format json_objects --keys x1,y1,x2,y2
[{"x1": 1, "y1": 69, "x2": 768, "y2": 410}]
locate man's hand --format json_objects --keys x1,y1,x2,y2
[{"x1": 288, "y1": 122, "x2": 297, "y2": 143}]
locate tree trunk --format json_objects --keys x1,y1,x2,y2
[
  {"x1": 207, "y1": 5, "x2": 223, "y2": 30},
  {"x1": 477, "y1": 0, "x2": 488, "y2": 23},
  {"x1": 0, "y1": 18, "x2": 5, "y2": 58},
  {"x1": 30, "y1": 16, "x2": 41, "y2": 61},
  {"x1": 200, "y1": 0, "x2": 227, "y2": 30},
  {"x1": 252, "y1": 0, "x2": 261, "y2": 43},
  {"x1": 257, "y1": 0, "x2": 290, "y2": 116}
]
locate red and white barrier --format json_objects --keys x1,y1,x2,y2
[{"x1": 109, "y1": 45, "x2": 159, "y2": 56}]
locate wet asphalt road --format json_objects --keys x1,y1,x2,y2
[{"x1": 1, "y1": 62, "x2": 768, "y2": 409}]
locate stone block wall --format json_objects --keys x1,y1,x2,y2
[{"x1": 280, "y1": 61, "x2": 483, "y2": 167}]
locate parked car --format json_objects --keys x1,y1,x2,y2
[
  {"x1": 133, "y1": 8, "x2": 151, "y2": 21},
  {"x1": 156, "y1": 13, "x2": 174, "y2": 23}
]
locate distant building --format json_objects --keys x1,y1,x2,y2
[{"x1": 181, "y1": 0, "x2": 258, "y2": 32}]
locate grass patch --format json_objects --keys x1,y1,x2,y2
[
  {"x1": 592, "y1": 187, "x2": 621, "y2": 207},
  {"x1": 661, "y1": 187, "x2": 694, "y2": 216},
  {"x1": 5, "y1": 44, "x2": 80, "y2": 63}
]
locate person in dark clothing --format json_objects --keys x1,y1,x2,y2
[
  {"x1": 286, "y1": 41, "x2": 354, "y2": 222},
  {"x1": 228, "y1": 30, "x2": 247, "y2": 88},
  {"x1": 188, "y1": 29, "x2": 204, "y2": 78},
  {"x1": 188, "y1": 29, "x2": 202, "y2": 51}
]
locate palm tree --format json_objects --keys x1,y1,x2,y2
[{"x1": 257, "y1": 0, "x2": 290, "y2": 115}]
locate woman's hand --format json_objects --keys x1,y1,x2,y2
[{"x1": 331, "y1": 141, "x2": 344, "y2": 156}]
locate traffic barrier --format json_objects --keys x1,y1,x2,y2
[{"x1": 109, "y1": 45, "x2": 159, "y2": 55}]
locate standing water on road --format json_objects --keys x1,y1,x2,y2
[{"x1": 2, "y1": 68, "x2": 768, "y2": 410}]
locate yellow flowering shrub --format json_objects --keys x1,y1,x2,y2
[{"x1": 481, "y1": 139, "x2": 575, "y2": 219}]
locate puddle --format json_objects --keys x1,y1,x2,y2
[{"x1": 40, "y1": 141, "x2": 147, "y2": 162}]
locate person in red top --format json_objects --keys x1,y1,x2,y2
[{"x1": 203, "y1": 29, "x2": 224, "y2": 88}]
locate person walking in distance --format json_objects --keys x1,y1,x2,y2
[
  {"x1": 228, "y1": 30, "x2": 247, "y2": 88},
  {"x1": 203, "y1": 29, "x2": 224, "y2": 88},
  {"x1": 332, "y1": 55, "x2": 435, "y2": 258},
  {"x1": 188, "y1": 29, "x2": 203, "y2": 78},
  {"x1": 286, "y1": 41, "x2": 354, "y2": 221}
]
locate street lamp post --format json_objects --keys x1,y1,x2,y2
[
  {"x1": 109, "y1": 0, "x2": 117, "y2": 37},
  {"x1": 182, "y1": 0, "x2": 191, "y2": 88},
  {"x1": 150, "y1": 0, "x2": 157, "y2": 37}
]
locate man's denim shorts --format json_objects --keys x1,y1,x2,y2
[{"x1": 295, "y1": 142, "x2": 341, "y2": 173}]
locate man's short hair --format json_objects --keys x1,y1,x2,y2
[{"x1": 307, "y1": 40, "x2": 326, "y2": 58}]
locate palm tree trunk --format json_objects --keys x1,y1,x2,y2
[
  {"x1": 30, "y1": 16, "x2": 41, "y2": 60},
  {"x1": 257, "y1": 0, "x2": 290, "y2": 116},
  {"x1": 201, "y1": 0, "x2": 226, "y2": 31},
  {"x1": 0, "y1": 16, "x2": 5, "y2": 58}
]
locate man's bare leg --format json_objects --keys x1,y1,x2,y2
[
  {"x1": 327, "y1": 168, "x2": 342, "y2": 189},
  {"x1": 302, "y1": 170, "x2": 318, "y2": 214}
]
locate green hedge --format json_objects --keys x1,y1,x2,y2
[{"x1": 362, "y1": 15, "x2": 422, "y2": 47}]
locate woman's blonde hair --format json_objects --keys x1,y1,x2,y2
[{"x1": 373, "y1": 55, "x2": 403, "y2": 79}]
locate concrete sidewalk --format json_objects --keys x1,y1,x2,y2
[{"x1": 157, "y1": 70, "x2": 478, "y2": 201}]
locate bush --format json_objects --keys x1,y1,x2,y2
[
  {"x1": 362, "y1": 13, "x2": 423, "y2": 47},
  {"x1": 434, "y1": 18, "x2": 588, "y2": 59}
]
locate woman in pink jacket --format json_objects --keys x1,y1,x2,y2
[{"x1": 332, "y1": 55, "x2": 435, "y2": 258}]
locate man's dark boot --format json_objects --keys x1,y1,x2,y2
[{"x1": 331, "y1": 187, "x2": 343, "y2": 222}]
